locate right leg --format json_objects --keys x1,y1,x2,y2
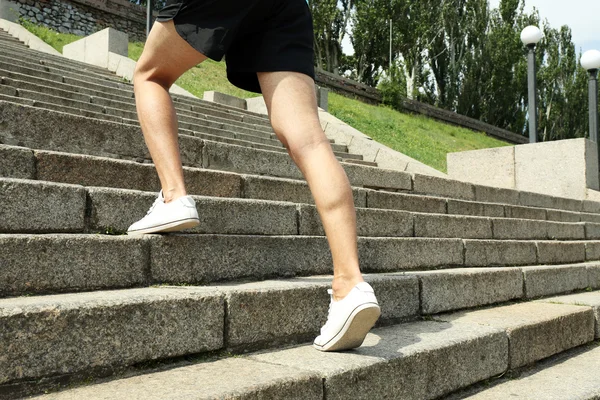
[{"x1": 134, "y1": 20, "x2": 207, "y2": 203}]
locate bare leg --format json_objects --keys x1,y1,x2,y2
[
  {"x1": 134, "y1": 20, "x2": 207, "y2": 203},
  {"x1": 258, "y1": 72, "x2": 364, "y2": 300}
]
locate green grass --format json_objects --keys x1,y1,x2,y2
[
  {"x1": 21, "y1": 22, "x2": 512, "y2": 173},
  {"x1": 328, "y1": 93, "x2": 512, "y2": 173},
  {"x1": 128, "y1": 41, "x2": 258, "y2": 99},
  {"x1": 20, "y1": 20, "x2": 81, "y2": 52}
]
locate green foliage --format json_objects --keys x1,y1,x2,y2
[
  {"x1": 328, "y1": 93, "x2": 511, "y2": 173},
  {"x1": 19, "y1": 19, "x2": 82, "y2": 52},
  {"x1": 378, "y1": 65, "x2": 407, "y2": 110}
]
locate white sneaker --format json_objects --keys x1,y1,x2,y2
[
  {"x1": 313, "y1": 282, "x2": 381, "y2": 352},
  {"x1": 127, "y1": 191, "x2": 200, "y2": 235}
]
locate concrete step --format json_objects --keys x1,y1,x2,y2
[
  {"x1": 0, "y1": 89, "x2": 287, "y2": 152},
  {"x1": 0, "y1": 101, "x2": 400, "y2": 189},
  {"x1": 2, "y1": 178, "x2": 596, "y2": 242},
  {"x1": 453, "y1": 344, "x2": 600, "y2": 399},
  {"x1": 0, "y1": 73, "x2": 279, "y2": 139},
  {"x1": 2, "y1": 231, "x2": 600, "y2": 296},
  {"x1": 28, "y1": 299, "x2": 597, "y2": 400},
  {"x1": 0, "y1": 74, "x2": 353, "y2": 154},
  {"x1": 0, "y1": 48, "x2": 274, "y2": 129},
  {"x1": 0, "y1": 43, "x2": 122, "y2": 80},
  {"x1": 0, "y1": 39, "x2": 122, "y2": 76},
  {"x1": 4, "y1": 144, "x2": 600, "y2": 226}
]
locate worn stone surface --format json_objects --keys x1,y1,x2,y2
[
  {"x1": 222, "y1": 274, "x2": 419, "y2": 349},
  {"x1": 202, "y1": 140, "x2": 302, "y2": 179},
  {"x1": 414, "y1": 214, "x2": 492, "y2": 239},
  {"x1": 412, "y1": 173, "x2": 476, "y2": 200},
  {"x1": 1, "y1": 178, "x2": 85, "y2": 233},
  {"x1": 0, "y1": 101, "x2": 157, "y2": 161},
  {"x1": 35, "y1": 358, "x2": 323, "y2": 400},
  {"x1": 0, "y1": 287, "x2": 224, "y2": 385},
  {"x1": 537, "y1": 241, "x2": 586, "y2": 265},
  {"x1": 435, "y1": 302, "x2": 594, "y2": 369},
  {"x1": 407, "y1": 268, "x2": 523, "y2": 314},
  {"x1": 538, "y1": 291, "x2": 600, "y2": 339},
  {"x1": 585, "y1": 223, "x2": 600, "y2": 240},
  {"x1": 546, "y1": 209, "x2": 581, "y2": 223},
  {"x1": 519, "y1": 191, "x2": 583, "y2": 212},
  {"x1": 521, "y1": 265, "x2": 589, "y2": 298},
  {"x1": 35, "y1": 150, "x2": 242, "y2": 198},
  {"x1": 367, "y1": 190, "x2": 447, "y2": 214},
  {"x1": 88, "y1": 188, "x2": 297, "y2": 235},
  {"x1": 358, "y1": 237, "x2": 464, "y2": 271},
  {"x1": 492, "y1": 218, "x2": 547, "y2": 240},
  {"x1": 582, "y1": 199, "x2": 600, "y2": 213},
  {"x1": 588, "y1": 263, "x2": 600, "y2": 289},
  {"x1": 447, "y1": 199, "x2": 505, "y2": 218},
  {"x1": 203, "y1": 91, "x2": 247, "y2": 110},
  {"x1": 0, "y1": 144, "x2": 34, "y2": 179},
  {"x1": 0, "y1": 234, "x2": 148, "y2": 297},
  {"x1": 299, "y1": 205, "x2": 413, "y2": 237},
  {"x1": 464, "y1": 240, "x2": 537, "y2": 267},
  {"x1": 462, "y1": 345, "x2": 600, "y2": 399},
  {"x1": 342, "y1": 163, "x2": 412, "y2": 191},
  {"x1": 150, "y1": 235, "x2": 333, "y2": 284},
  {"x1": 580, "y1": 212, "x2": 600, "y2": 223},
  {"x1": 250, "y1": 321, "x2": 508, "y2": 400},
  {"x1": 503, "y1": 205, "x2": 546, "y2": 221},
  {"x1": 546, "y1": 221, "x2": 585, "y2": 240},
  {"x1": 474, "y1": 185, "x2": 519, "y2": 205},
  {"x1": 586, "y1": 242, "x2": 600, "y2": 261}
]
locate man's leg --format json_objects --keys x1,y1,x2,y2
[
  {"x1": 134, "y1": 20, "x2": 207, "y2": 203},
  {"x1": 257, "y1": 71, "x2": 363, "y2": 301}
]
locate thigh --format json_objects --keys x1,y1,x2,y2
[
  {"x1": 135, "y1": 20, "x2": 207, "y2": 87},
  {"x1": 257, "y1": 71, "x2": 325, "y2": 148}
]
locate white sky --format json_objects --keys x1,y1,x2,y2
[{"x1": 342, "y1": 0, "x2": 600, "y2": 55}]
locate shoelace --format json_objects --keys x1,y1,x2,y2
[
  {"x1": 320, "y1": 289, "x2": 335, "y2": 334},
  {"x1": 146, "y1": 194, "x2": 164, "y2": 215}
]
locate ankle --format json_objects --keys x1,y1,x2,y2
[
  {"x1": 162, "y1": 187, "x2": 187, "y2": 203},
  {"x1": 331, "y1": 274, "x2": 364, "y2": 301}
]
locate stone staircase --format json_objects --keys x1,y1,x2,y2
[{"x1": 1, "y1": 27, "x2": 600, "y2": 399}]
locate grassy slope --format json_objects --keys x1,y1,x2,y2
[{"x1": 20, "y1": 24, "x2": 512, "y2": 173}]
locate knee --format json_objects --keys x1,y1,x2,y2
[
  {"x1": 133, "y1": 62, "x2": 175, "y2": 90},
  {"x1": 278, "y1": 129, "x2": 331, "y2": 162}
]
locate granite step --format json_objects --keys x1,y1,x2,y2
[
  {"x1": 3, "y1": 144, "x2": 600, "y2": 224},
  {"x1": 2, "y1": 232, "x2": 600, "y2": 296},
  {"x1": 453, "y1": 344, "x2": 600, "y2": 399},
  {"x1": 0, "y1": 39, "x2": 123, "y2": 76},
  {"x1": 25, "y1": 298, "x2": 597, "y2": 400},
  {"x1": 0, "y1": 74, "x2": 350, "y2": 153},
  {"x1": 0, "y1": 72, "x2": 285, "y2": 145},
  {"x1": 2, "y1": 178, "x2": 595, "y2": 243},
  {"x1": 0, "y1": 101, "x2": 399, "y2": 189},
  {"x1": 0, "y1": 43, "x2": 122, "y2": 80},
  {"x1": 0, "y1": 49, "x2": 273, "y2": 128}
]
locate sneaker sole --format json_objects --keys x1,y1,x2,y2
[
  {"x1": 313, "y1": 303, "x2": 381, "y2": 352},
  {"x1": 127, "y1": 218, "x2": 200, "y2": 235}
]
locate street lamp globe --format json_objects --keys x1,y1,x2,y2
[
  {"x1": 521, "y1": 26, "x2": 543, "y2": 46},
  {"x1": 581, "y1": 50, "x2": 600, "y2": 71}
]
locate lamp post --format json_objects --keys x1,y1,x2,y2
[
  {"x1": 582, "y1": 50, "x2": 600, "y2": 144},
  {"x1": 521, "y1": 26, "x2": 544, "y2": 143},
  {"x1": 146, "y1": 0, "x2": 153, "y2": 37}
]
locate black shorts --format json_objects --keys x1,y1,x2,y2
[{"x1": 156, "y1": 0, "x2": 315, "y2": 93}]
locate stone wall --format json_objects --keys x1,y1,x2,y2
[{"x1": 5, "y1": 0, "x2": 148, "y2": 41}]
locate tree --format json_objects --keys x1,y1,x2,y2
[{"x1": 310, "y1": 0, "x2": 352, "y2": 74}]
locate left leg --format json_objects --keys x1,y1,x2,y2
[
  {"x1": 257, "y1": 71, "x2": 363, "y2": 300},
  {"x1": 257, "y1": 71, "x2": 380, "y2": 352}
]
